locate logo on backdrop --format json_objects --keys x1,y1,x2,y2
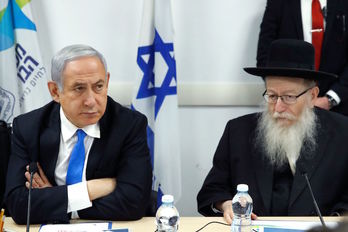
[
  {"x1": 15, "y1": 43, "x2": 47, "y2": 108},
  {"x1": 136, "y1": 30, "x2": 177, "y2": 118},
  {"x1": 0, "y1": 87, "x2": 15, "y2": 122},
  {"x1": 16, "y1": 43, "x2": 39, "y2": 83}
]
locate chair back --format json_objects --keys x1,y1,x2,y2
[{"x1": 0, "y1": 120, "x2": 11, "y2": 209}]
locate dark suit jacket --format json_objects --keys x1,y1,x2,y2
[
  {"x1": 257, "y1": 0, "x2": 348, "y2": 115},
  {"x1": 197, "y1": 108, "x2": 348, "y2": 216},
  {"x1": 4, "y1": 97, "x2": 152, "y2": 224}
]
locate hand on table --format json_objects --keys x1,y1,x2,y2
[{"x1": 216, "y1": 200, "x2": 258, "y2": 224}]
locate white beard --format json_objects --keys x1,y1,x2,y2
[{"x1": 256, "y1": 104, "x2": 318, "y2": 171}]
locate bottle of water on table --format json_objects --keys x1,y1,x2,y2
[
  {"x1": 231, "y1": 184, "x2": 253, "y2": 232},
  {"x1": 156, "y1": 194, "x2": 179, "y2": 232}
]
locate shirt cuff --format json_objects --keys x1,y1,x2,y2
[
  {"x1": 211, "y1": 203, "x2": 223, "y2": 214},
  {"x1": 67, "y1": 181, "x2": 92, "y2": 213},
  {"x1": 326, "y1": 90, "x2": 341, "y2": 104}
]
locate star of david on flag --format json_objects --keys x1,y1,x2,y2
[
  {"x1": 132, "y1": 0, "x2": 181, "y2": 207},
  {"x1": 136, "y1": 30, "x2": 177, "y2": 119}
]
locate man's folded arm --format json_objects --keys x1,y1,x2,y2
[
  {"x1": 5, "y1": 119, "x2": 70, "y2": 224},
  {"x1": 197, "y1": 121, "x2": 235, "y2": 216},
  {"x1": 77, "y1": 115, "x2": 152, "y2": 220}
]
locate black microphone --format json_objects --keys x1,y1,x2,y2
[
  {"x1": 298, "y1": 165, "x2": 326, "y2": 229},
  {"x1": 26, "y1": 162, "x2": 38, "y2": 232}
]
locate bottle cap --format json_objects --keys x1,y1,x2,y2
[
  {"x1": 237, "y1": 184, "x2": 248, "y2": 192},
  {"x1": 162, "y1": 194, "x2": 174, "y2": 203}
]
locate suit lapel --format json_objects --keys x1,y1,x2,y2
[
  {"x1": 85, "y1": 99, "x2": 112, "y2": 180},
  {"x1": 85, "y1": 135, "x2": 105, "y2": 180},
  {"x1": 252, "y1": 146, "x2": 274, "y2": 214},
  {"x1": 39, "y1": 104, "x2": 61, "y2": 185},
  {"x1": 289, "y1": 110, "x2": 331, "y2": 207},
  {"x1": 292, "y1": 0, "x2": 304, "y2": 39}
]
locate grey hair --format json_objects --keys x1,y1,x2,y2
[
  {"x1": 51, "y1": 44, "x2": 108, "y2": 90},
  {"x1": 303, "y1": 79, "x2": 317, "y2": 88}
]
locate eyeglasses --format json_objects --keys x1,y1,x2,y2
[{"x1": 263, "y1": 87, "x2": 313, "y2": 105}]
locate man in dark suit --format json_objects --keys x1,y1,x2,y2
[
  {"x1": 4, "y1": 45, "x2": 152, "y2": 224},
  {"x1": 197, "y1": 39, "x2": 348, "y2": 223},
  {"x1": 257, "y1": 0, "x2": 348, "y2": 116}
]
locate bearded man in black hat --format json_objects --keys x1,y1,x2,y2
[{"x1": 197, "y1": 39, "x2": 348, "y2": 223}]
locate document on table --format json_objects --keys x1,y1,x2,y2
[
  {"x1": 252, "y1": 220, "x2": 339, "y2": 231},
  {"x1": 39, "y1": 222, "x2": 116, "y2": 232}
]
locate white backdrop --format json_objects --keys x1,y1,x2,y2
[{"x1": 30, "y1": 0, "x2": 266, "y2": 216}]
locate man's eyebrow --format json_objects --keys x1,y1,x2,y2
[
  {"x1": 93, "y1": 80, "x2": 105, "y2": 85},
  {"x1": 71, "y1": 82, "x2": 87, "y2": 87}
]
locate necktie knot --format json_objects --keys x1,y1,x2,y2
[{"x1": 76, "y1": 129, "x2": 86, "y2": 141}]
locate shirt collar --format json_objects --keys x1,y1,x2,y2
[{"x1": 60, "y1": 107, "x2": 100, "y2": 142}]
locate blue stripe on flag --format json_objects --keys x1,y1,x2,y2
[
  {"x1": 147, "y1": 126, "x2": 154, "y2": 169},
  {"x1": 157, "y1": 185, "x2": 164, "y2": 208}
]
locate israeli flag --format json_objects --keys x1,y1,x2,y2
[
  {"x1": 132, "y1": 0, "x2": 181, "y2": 205},
  {"x1": 0, "y1": 0, "x2": 51, "y2": 123}
]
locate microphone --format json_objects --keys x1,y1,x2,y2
[
  {"x1": 26, "y1": 162, "x2": 38, "y2": 232},
  {"x1": 298, "y1": 165, "x2": 326, "y2": 229}
]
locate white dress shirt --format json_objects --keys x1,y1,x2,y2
[
  {"x1": 55, "y1": 107, "x2": 100, "y2": 218},
  {"x1": 301, "y1": 0, "x2": 341, "y2": 104}
]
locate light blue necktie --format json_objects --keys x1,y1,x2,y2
[{"x1": 66, "y1": 129, "x2": 87, "y2": 185}]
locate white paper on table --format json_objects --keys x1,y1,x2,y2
[
  {"x1": 39, "y1": 222, "x2": 111, "y2": 232},
  {"x1": 252, "y1": 220, "x2": 338, "y2": 230}
]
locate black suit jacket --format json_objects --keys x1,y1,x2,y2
[
  {"x1": 257, "y1": 0, "x2": 348, "y2": 115},
  {"x1": 4, "y1": 97, "x2": 152, "y2": 224},
  {"x1": 197, "y1": 108, "x2": 348, "y2": 216}
]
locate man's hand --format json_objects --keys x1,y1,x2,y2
[
  {"x1": 216, "y1": 200, "x2": 258, "y2": 224},
  {"x1": 25, "y1": 163, "x2": 52, "y2": 189},
  {"x1": 314, "y1": 97, "x2": 330, "y2": 110},
  {"x1": 87, "y1": 178, "x2": 117, "y2": 201}
]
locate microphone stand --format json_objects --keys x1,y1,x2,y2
[
  {"x1": 26, "y1": 162, "x2": 38, "y2": 232},
  {"x1": 26, "y1": 171, "x2": 34, "y2": 232},
  {"x1": 303, "y1": 173, "x2": 326, "y2": 229}
]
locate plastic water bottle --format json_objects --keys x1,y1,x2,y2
[
  {"x1": 231, "y1": 184, "x2": 253, "y2": 232},
  {"x1": 156, "y1": 195, "x2": 180, "y2": 232}
]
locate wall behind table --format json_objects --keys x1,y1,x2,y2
[{"x1": 32, "y1": 0, "x2": 266, "y2": 216}]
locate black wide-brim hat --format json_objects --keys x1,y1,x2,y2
[{"x1": 244, "y1": 39, "x2": 337, "y2": 81}]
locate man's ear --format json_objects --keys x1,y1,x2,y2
[
  {"x1": 47, "y1": 81, "x2": 61, "y2": 103},
  {"x1": 106, "y1": 72, "x2": 110, "y2": 88},
  {"x1": 311, "y1": 86, "x2": 320, "y2": 99},
  {"x1": 310, "y1": 86, "x2": 320, "y2": 106}
]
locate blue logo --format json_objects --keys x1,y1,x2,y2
[
  {"x1": 16, "y1": 43, "x2": 39, "y2": 83},
  {"x1": 0, "y1": 87, "x2": 15, "y2": 122}
]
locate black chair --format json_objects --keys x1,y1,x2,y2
[
  {"x1": 146, "y1": 190, "x2": 158, "y2": 216},
  {"x1": 0, "y1": 120, "x2": 11, "y2": 210}
]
